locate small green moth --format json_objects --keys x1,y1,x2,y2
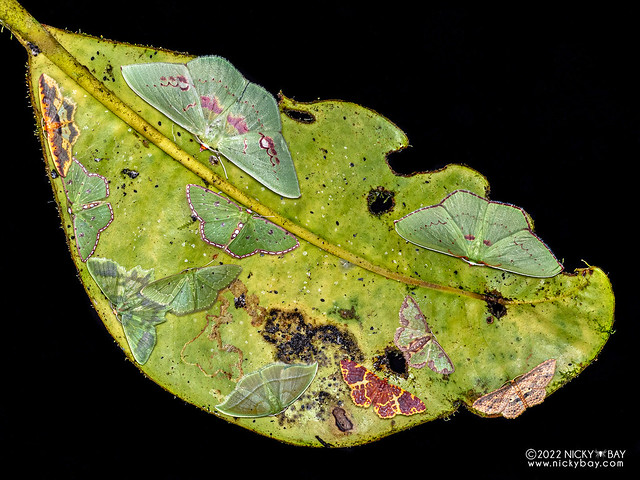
[
  {"x1": 186, "y1": 184, "x2": 299, "y2": 258},
  {"x1": 216, "y1": 362, "x2": 318, "y2": 417},
  {"x1": 121, "y1": 56, "x2": 301, "y2": 198},
  {"x1": 394, "y1": 190, "x2": 563, "y2": 277},
  {"x1": 87, "y1": 257, "x2": 168, "y2": 365},
  {"x1": 140, "y1": 264, "x2": 242, "y2": 315},
  {"x1": 63, "y1": 158, "x2": 113, "y2": 262},
  {"x1": 394, "y1": 295, "x2": 454, "y2": 374}
]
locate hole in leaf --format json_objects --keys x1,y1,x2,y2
[
  {"x1": 282, "y1": 108, "x2": 316, "y2": 124},
  {"x1": 386, "y1": 349, "x2": 407, "y2": 375},
  {"x1": 367, "y1": 186, "x2": 395, "y2": 215}
]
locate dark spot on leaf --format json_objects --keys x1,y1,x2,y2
[
  {"x1": 234, "y1": 293, "x2": 246, "y2": 309},
  {"x1": 121, "y1": 168, "x2": 139, "y2": 179},
  {"x1": 261, "y1": 309, "x2": 361, "y2": 366},
  {"x1": 338, "y1": 306, "x2": 358, "y2": 320},
  {"x1": 27, "y1": 42, "x2": 40, "y2": 56},
  {"x1": 485, "y1": 290, "x2": 508, "y2": 319},
  {"x1": 282, "y1": 108, "x2": 316, "y2": 124},
  {"x1": 367, "y1": 186, "x2": 395, "y2": 215},
  {"x1": 385, "y1": 348, "x2": 408, "y2": 376},
  {"x1": 332, "y1": 407, "x2": 353, "y2": 432}
]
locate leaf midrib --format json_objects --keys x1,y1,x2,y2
[{"x1": 3, "y1": 1, "x2": 589, "y2": 307}]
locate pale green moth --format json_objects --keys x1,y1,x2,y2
[
  {"x1": 62, "y1": 158, "x2": 113, "y2": 262},
  {"x1": 87, "y1": 257, "x2": 169, "y2": 365},
  {"x1": 121, "y1": 56, "x2": 301, "y2": 198},
  {"x1": 394, "y1": 189, "x2": 563, "y2": 277},
  {"x1": 394, "y1": 295, "x2": 454, "y2": 374},
  {"x1": 140, "y1": 264, "x2": 242, "y2": 315},
  {"x1": 216, "y1": 362, "x2": 318, "y2": 417},
  {"x1": 186, "y1": 184, "x2": 299, "y2": 258}
]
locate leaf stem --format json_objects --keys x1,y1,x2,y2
[{"x1": 1, "y1": 0, "x2": 500, "y2": 305}]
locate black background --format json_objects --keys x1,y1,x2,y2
[{"x1": 3, "y1": 2, "x2": 638, "y2": 478}]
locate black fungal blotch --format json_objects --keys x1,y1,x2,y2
[
  {"x1": 121, "y1": 168, "x2": 140, "y2": 179},
  {"x1": 485, "y1": 290, "x2": 508, "y2": 320},
  {"x1": 367, "y1": 186, "x2": 395, "y2": 216},
  {"x1": 261, "y1": 308, "x2": 361, "y2": 365}
]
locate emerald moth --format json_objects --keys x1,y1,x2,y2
[
  {"x1": 87, "y1": 257, "x2": 169, "y2": 365},
  {"x1": 394, "y1": 190, "x2": 563, "y2": 277},
  {"x1": 186, "y1": 184, "x2": 299, "y2": 258},
  {"x1": 121, "y1": 56, "x2": 301, "y2": 198},
  {"x1": 38, "y1": 73, "x2": 79, "y2": 178},
  {"x1": 62, "y1": 158, "x2": 113, "y2": 262},
  {"x1": 88, "y1": 258, "x2": 240, "y2": 364},
  {"x1": 216, "y1": 362, "x2": 318, "y2": 417},
  {"x1": 140, "y1": 264, "x2": 242, "y2": 315},
  {"x1": 394, "y1": 295, "x2": 454, "y2": 374}
]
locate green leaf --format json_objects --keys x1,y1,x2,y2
[{"x1": 6, "y1": 8, "x2": 614, "y2": 447}]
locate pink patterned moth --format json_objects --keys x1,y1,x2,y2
[
  {"x1": 186, "y1": 184, "x2": 299, "y2": 259},
  {"x1": 121, "y1": 56, "x2": 300, "y2": 198},
  {"x1": 394, "y1": 295, "x2": 454, "y2": 374}
]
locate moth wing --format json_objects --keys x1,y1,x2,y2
[
  {"x1": 63, "y1": 159, "x2": 109, "y2": 206},
  {"x1": 188, "y1": 265, "x2": 242, "y2": 311},
  {"x1": 402, "y1": 341, "x2": 430, "y2": 368},
  {"x1": 226, "y1": 215, "x2": 299, "y2": 258},
  {"x1": 263, "y1": 362, "x2": 318, "y2": 410},
  {"x1": 86, "y1": 257, "x2": 129, "y2": 305},
  {"x1": 218, "y1": 130, "x2": 301, "y2": 198},
  {"x1": 186, "y1": 184, "x2": 247, "y2": 249},
  {"x1": 398, "y1": 295, "x2": 431, "y2": 333},
  {"x1": 395, "y1": 200, "x2": 470, "y2": 259},
  {"x1": 121, "y1": 313, "x2": 157, "y2": 365},
  {"x1": 440, "y1": 190, "x2": 489, "y2": 240},
  {"x1": 513, "y1": 358, "x2": 556, "y2": 407},
  {"x1": 73, "y1": 202, "x2": 113, "y2": 261},
  {"x1": 39, "y1": 74, "x2": 79, "y2": 177},
  {"x1": 394, "y1": 327, "x2": 427, "y2": 352},
  {"x1": 171, "y1": 265, "x2": 241, "y2": 313},
  {"x1": 421, "y1": 338, "x2": 455, "y2": 374},
  {"x1": 500, "y1": 393, "x2": 527, "y2": 419},
  {"x1": 121, "y1": 62, "x2": 206, "y2": 136},
  {"x1": 87, "y1": 258, "x2": 158, "y2": 314},
  {"x1": 140, "y1": 273, "x2": 189, "y2": 309},
  {"x1": 481, "y1": 229, "x2": 563, "y2": 277},
  {"x1": 472, "y1": 383, "x2": 513, "y2": 417},
  {"x1": 216, "y1": 369, "x2": 273, "y2": 417},
  {"x1": 186, "y1": 56, "x2": 249, "y2": 126},
  {"x1": 144, "y1": 264, "x2": 242, "y2": 315},
  {"x1": 226, "y1": 82, "x2": 282, "y2": 132},
  {"x1": 216, "y1": 363, "x2": 316, "y2": 417}
]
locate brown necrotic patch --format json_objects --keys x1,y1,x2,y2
[
  {"x1": 332, "y1": 407, "x2": 353, "y2": 432},
  {"x1": 261, "y1": 308, "x2": 362, "y2": 366},
  {"x1": 229, "y1": 279, "x2": 266, "y2": 326},
  {"x1": 367, "y1": 186, "x2": 395, "y2": 216}
]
